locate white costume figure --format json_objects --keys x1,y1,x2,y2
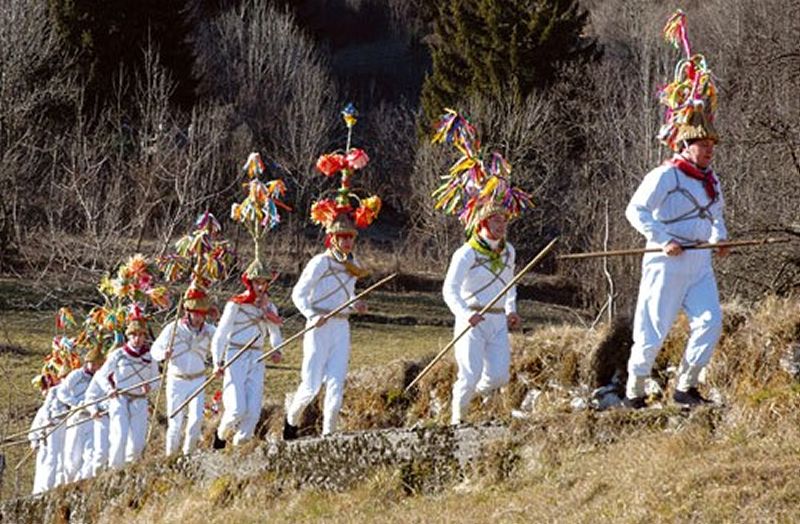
[
  {"x1": 83, "y1": 372, "x2": 110, "y2": 477},
  {"x1": 151, "y1": 314, "x2": 215, "y2": 455},
  {"x1": 95, "y1": 314, "x2": 159, "y2": 469},
  {"x1": 624, "y1": 11, "x2": 728, "y2": 409},
  {"x1": 286, "y1": 250, "x2": 361, "y2": 436},
  {"x1": 56, "y1": 365, "x2": 98, "y2": 482},
  {"x1": 211, "y1": 271, "x2": 282, "y2": 446},
  {"x1": 29, "y1": 384, "x2": 67, "y2": 493},
  {"x1": 625, "y1": 154, "x2": 726, "y2": 405},
  {"x1": 283, "y1": 105, "x2": 380, "y2": 440},
  {"x1": 444, "y1": 225, "x2": 519, "y2": 425}
]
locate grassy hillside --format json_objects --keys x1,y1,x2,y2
[{"x1": 3, "y1": 277, "x2": 800, "y2": 522}]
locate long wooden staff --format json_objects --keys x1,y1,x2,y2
[
  {"x1": 168, "y1": 333, "x2": 259, "y2": 419},
  {"x1": 255, "y1": 273, "x2": 398, "y2": 364},
  {"x1": 404, "y1": 237, "x2": 560, "y2": 394},
  {"x1": 2, "y1": 376, "x2": 160, "y2": 443},
  {"x1": 1, "y1": 410, "x2": 108, "y2": 451},
  {"x1": 146, "y1": 294, "x2": 185, "y2": 443},
  {"x1": 556, "y1": 237, "x2": 792, "y2": 260}
]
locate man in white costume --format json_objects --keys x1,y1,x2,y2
[
  {"x1": 284, "y1": 216, "x2": 368, "y2": 440},
  {"x1": 29, "y1": 374, "x2": 67, "y2": 494},
  {"x1": 151, "y1": 286, "x2": 215, "y2": 455},
  {"x1": 55, "y1": 348, "x2": 103, "y2": 482},
  {"x1": 211, "y1": 262, "x2": 283, "y2": 447},
  {"x1": 94, "y1": 306, "x2": 160, "y2": 468},
  {"x1": 444, "y1": 205, "x2": 522, "y2": 425},
  {"x1": 624, "y1": 12, "x2": 729, "y2": 409},
  {"x1": 624, "y1": 125, "x2": 727, "y2": 408}
]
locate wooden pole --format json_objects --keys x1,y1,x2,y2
[
  {"x1": 256, "y1": 273, "x2": 397, "y2": 364},
  {"x1": 556, "y1": 237, "x2": 792, "y2": 260},
  {"x1": 146, "y1": 294, "x2": 185, "y2": 444},
  {"x1": 404, "y1": 237, "x2": 559, "y2": 393}
]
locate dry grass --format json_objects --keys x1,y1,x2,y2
[{"x1": 5, "y1": 284, "x2": 800, "y2": 521}]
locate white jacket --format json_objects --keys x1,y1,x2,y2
[
  {"x1": 211, "y1": 301, "x2": 282, "y2": 367},
  {"x1": 56, "y1": 368, "x2": 94, "y2": 410},
  {"x1": 94, "y1": 344, "x2": 159, "y2": 394},
  {"x1": 443, "y1": 242, "x2": 517, "y2": 323},
  {"x1": 626, "y1": 163, "x2": 727, "y2": 247},
  {"x1": 151, "y1": 319, "x2": 215, "y2": 377},
  {"x1": 292, "y1": 253, "x2": 358, "y2": 321}
]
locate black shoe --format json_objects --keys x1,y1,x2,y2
[
  {"x1": 212, "y1": 431, "x2": 227, "y2": 450},
  {"x1": 673, "y1": 387, "x2": 711, "y2": 408},
  {"x1": 623, "y1": 396, "x2": 647, "y2": 409},
  {"x1": 283, "y1": 418, "x2": 298, "y2": 441}
]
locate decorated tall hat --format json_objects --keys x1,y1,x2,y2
[
  {"x1": 657, "y1": 10, "x2": 719, "y2": 151},
  {"x1": 159, "y1": 211, "x2": 233, "y2": 313},
  {"x1": 125, "y1": 303, "x2": 149, "y2": 335},
  {"x1": 310, "y1": 104, "x2": 382, "y2": 237},
  {"x1": 431, "y1": 109, "x2": 533, "y2": 236},
  {"x1": 230, "y1": 152, "x2": 290, "y2": 280}
]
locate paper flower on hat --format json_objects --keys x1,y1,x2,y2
[
  {"x1": 104, "y1": 254, "x2": 171, "y2": 310},
  {"x1": 230, "y1": 152, "x2": 291, "y2": 267},
  {"x1": 431, "y1": 110, "x2": 533, "y2": 236},
  {"x1": 55, "y1": 307, "x2": 77, "y2": 331},
  {"x1": 310, "y1": 104, "x2": 381, "y2": 232},
  {"x1": 657, "y1": 10, "x2": 719, "y2": 151}
]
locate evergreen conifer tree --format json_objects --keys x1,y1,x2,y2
[{"x1": 420, "y1": 0, "x2": 597, "y2": 126}]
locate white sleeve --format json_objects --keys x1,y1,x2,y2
[
  {"x1": 94, "y1": 351, "x2": 119, "y2": 393},
  {"x1": 504, "y1": 244, "x2": 518, "y2": 315},
  {"x1": 265, "y1": 302, "x2": 283, "y2": 348},
  {"x1": 211, "y1": 302, "x2": 237, "y2": 367},
  {"x1": 709, "y1": 182, "x2": 728, "y2": 244},
  {"x1": 625, "y1": 166, "x2": 675, "y2": 247},
  {"x1": 29, "y1": 402, "x2": 50, "y2": 443},
  {"x1": 443, "y1": 246, "x2": 474, "y2": 322},
  {"x1": 150, "y1": 321, "x2": 177, "y2": 362},
  {"x1": 55, "y1": 370, "x2": 81, "y2": 407},
  {"x1": 291, "y1": 256, "x2": 328, "y2": 320}
]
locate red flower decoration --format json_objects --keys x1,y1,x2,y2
[
  {"x1": 354, "y1": 205, "x2": 377, "y2": 229},
  {"x1": 316, "y1": 154, "x2": 346, "y2": 177},
  {"x1": 345, "y1": 148, "x2": 369, "y2": 170}
]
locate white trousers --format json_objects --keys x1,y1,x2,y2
[
  {"x1": 108, "y1": 395, "x2": 148, "y2": 469},
  {"x1": 627, "y1": 251, "x2": 722, "y2": 397},
  {"x1": 34, "y1": 423, "x2": 66, "y2": 493},
  {"x1": 63, "y1": 415, "x2": 94, "y2": 483},
  {"x1": 451, "y1": 313, "x2": 511, "y2": 425},
  {"x1": 165, "y1": 374, "x2": 205, "y2": 455},
  {"x1": 32, "y1": 445, "x2": 48, "y2": 494},
  {"x1": 91, "y1": 413, "x2": 110, "y2": 477},
  {"x1": 287, "y1": 319, "x2": 350, "y2": 435},
  {"x1": 218, "y1": 350, "x2": 264, "y2": 445}
]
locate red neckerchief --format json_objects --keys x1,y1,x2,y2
[
  {"x1": 668, "y1": 156, "x2": 718, "y2": 200},
  {"x1": 231, "y1": 273, "x2": 259, "y2": 304},
  {"x1": 83, "y1": 365, "x2": 95, "y2": 377},
  {"x1": 122, "y1": 343, "x2": 150, "y2": 359}
]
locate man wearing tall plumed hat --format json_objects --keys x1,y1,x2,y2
[
  {"x1": 283, "y1": 105, "x2": 381, "y2": 440},
  {"x1": 56, "y1": 345, "x2": 104, "y2": 482},
  {"x1": 211, "y1": 153, "x2": 287, "y2": 447},
  {"x1": 151, "y1": 284, "x2": 216, "y2": 455},
  {"x1": 431, "y1": 110, "x2": 533, "y2": 425},
  {"x1": 29, "y1": 370, "x2": 63, "y2": 493},
  {"x1": 93, "y1": 304, "x2": 160, "y2": 468},
  {"x1": 623, "y1": 11, "x2": 728, "y2": 410},
  {"x1": 28, "y1": 336, "x2": 80, "y2": 492}
]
